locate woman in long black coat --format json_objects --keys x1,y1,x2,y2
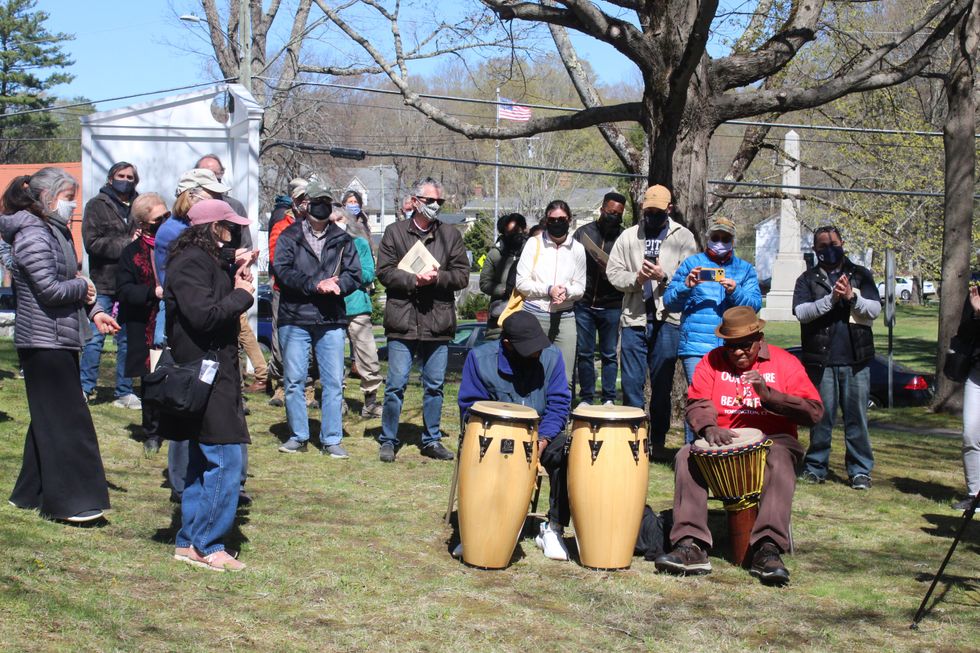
[
  {"x1": 161, "y1": 199, "x2": 253, "y2": 572},
  {"x1": 116, "y1": 193, "x2": 170, "y2": 453}
]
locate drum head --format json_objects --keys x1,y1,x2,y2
[
  {"x1": 469, "y1": 400, "x2": 539, "y2": 423},
  {"x1": 691, "y1": 427, "x2": 764, "y2": 453},
  {"x1": 571, "y1": 404, "x2": 646, "y2": 422}
]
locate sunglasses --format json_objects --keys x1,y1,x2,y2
[
  {"x1": 710, "y1": 233, "x2": 733, "y2": 243},
  {"x1": 546, "y1": 215, "x2": 570, "y2": 222},
  {"x1": 723, "y1": 336, "x2": 759, "y2": 351},
  {"x1": 415, "y1": 195, "x2": 445, "y2": 206}
]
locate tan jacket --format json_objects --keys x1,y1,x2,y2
[{"x1": 606, "y1": 218, "x2": 697, "y2": 327}]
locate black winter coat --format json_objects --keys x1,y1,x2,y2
[
  {"x1": 82, "y1": 186, "x2": 136, "y2": 295},
  {"x1": 376, "y1": 218, "x2": 470, "y2": 341},
  {"x1": 573, "y1": 220, "x2": 624, "y2": 309},
  {"x1": 273, "y1": 221, "x2": 361, "y2": 327},
  {"x1": 160, "y1": 244, "x2": 253, "y2": 445},
  {"x1": 116, "y1": 238, "x2": 159, "y2": 377}
]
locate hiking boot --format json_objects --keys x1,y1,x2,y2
[
  {"x1": 323, "y1": 444, "x2": 350, "y2": 459},
  {"x1": 361, "y1": 391, "x2": 383, "y2": 418},
  {"x1": 421, "y1": 441, "x2": 455, "y2": 461},
  {"x1": 534, "y1": 522, "x2": 570, "y2": 561},
  {"x1": 749, "y1": 541, "x2": 790, "y2": 586},
  {"x1": 654, "y1": 538, "x2": 712, "y2": 575},
  {"x1": 379, "y1": 442, "x2": 396, "y2": 463},
  {"x1": 278, "y1": 438, "x2": 308, "y2": 454},
  {"x1": 112, "y1": 393, "x2": 142, "y2": 410},
  {"x1": 268, "y1": 385, "x2": 285, "y2": 408},
  {"x1": 850, "y1": 474, "x2": 872, "y2": 490},
  {"x1": 798, "y1": 471, "x2": 824, "y2": 485}
]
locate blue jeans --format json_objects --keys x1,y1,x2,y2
[
  {"x1": 619, "y1": 320, "x2": 680, "y2": 449},
  {"x1": 280, "y1": 324, "x2": 345, "y2": 446},
  {"x1": 153, "y1": 300, "x2": 166, "y2": 346},
  {"x1": 380, "y1": 339, "x2": 448, "y2": 447},
  {"x1": 80, "y1": 294, "x2": 132, "y2": 397},
  {"x1": 681, "y1": 355, "x2": 702, "y2": 444},
  {"x1": 803, "y1": 364, "x2": 875, "y2": 480},
  {"x1": 574, "y1": 304, "x2": 621, "y2": 404},
  {"x1": 175, "y1": 441, "x2": 243, "y2": 555},
  {"x1": 168, "y1": 441, "x2": 248, "y2": 496}
]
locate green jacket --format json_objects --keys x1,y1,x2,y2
[{"x1": 344, "y1": 236, "x2": 375, "y2": 317}]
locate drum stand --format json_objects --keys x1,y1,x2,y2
[{"x1": 909, "y1": 492, "x2": 979, "y2": 629}]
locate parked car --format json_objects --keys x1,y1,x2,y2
[
  {"x1": 256, "y1": 283, "x2": 272, "y2": 353},
  {"x1": 0, "y1": 286, "x2": 14, "y2": 311},
  {"x1": 784, "y1": 346, "x2": 934, "y2": 408},
  {"x1": 877, "y1": 277, "x2": 936, "y2": 301},
  {"x1": 378, "y1": 322, "x2": 488, "y2": 374}
]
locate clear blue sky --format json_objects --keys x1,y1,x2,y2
[{"x1": 39, "y1": 1, "x2": 659, "y2": 112}]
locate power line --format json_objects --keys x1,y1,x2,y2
[{"x1": 267, "y1": 138, "x2": 968, "y2": 198}]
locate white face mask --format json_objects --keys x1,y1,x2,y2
[
  {"x1": 335, "y1": 220, "x2": 348, "y2": 231},
  {"x1": 416, "y1": 199, "x2": 441, "y2": 221},
  {"x1": 55, "y1": 199, "x2": 76, "y2": 221}
]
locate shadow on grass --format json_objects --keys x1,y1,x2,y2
[
  {"x1": 919, "y1": 513, "x2": 980, "y2": 554},
  {"x1": 362, "y1": 424, "x2": 429, "y2": 450},
  {"x1": 893, "y1": 477, "x2": 959, "y2": 503},
  {"x1": 0, "y1": 410, "x2": 10, "y2": 423},
  {"x1": 911, "y1": 574, "x2": 980, "y2": 625},
  {"x1": 151, "y1": 503, "x2": 251, "y2": 553}
]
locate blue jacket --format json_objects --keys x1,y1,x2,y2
[
  {"x1": 663, "y1": 252, "x2": 762, "y2": 357},
  {"x1": 344, "y1": 236, "x2": 375, "y2": 317},
  {"x1": 458, "y1": 341, "x2": 570, "y2": 439}
]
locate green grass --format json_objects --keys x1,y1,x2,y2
[{"x1": 0, "y1": 339, "x2": 977, "y2": 652}]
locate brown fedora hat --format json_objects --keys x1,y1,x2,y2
[{"x1": 715, "y1": 306, "x2": 766, "y2": 339}]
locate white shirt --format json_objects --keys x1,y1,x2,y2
[{"x1": 515, "y1": 232, "x2": 586, "y2": 313}]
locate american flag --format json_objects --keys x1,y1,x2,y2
[{"x1": 497, "y1": 98, "x2": 532, "y2": 122}]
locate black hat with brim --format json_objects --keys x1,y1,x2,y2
[{"x1": 501, "y1": 311, "x2": 552, "y2": 357}]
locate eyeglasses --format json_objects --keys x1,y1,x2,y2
[
  {"x1": 723, "y1": 337, "x2": 759, "y2": 351},
  {"x1": 546, "y1": 215, "x2": 569, "y2": 222},
  {"x1": 415, "y1": 195, "x2": 445, "y2": 206}
]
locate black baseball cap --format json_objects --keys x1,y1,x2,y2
[{"x1": 501, "y1": 311, "x2": 552, "y2": 357}]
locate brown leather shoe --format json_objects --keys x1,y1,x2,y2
[{"x1": 749, "y1": 541, "x2": 789, "y2": 586}]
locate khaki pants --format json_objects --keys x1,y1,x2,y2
[
  {"x1": 347, "y1": 313, "x2": 382, "y2": 394},
  {"x1": 239, "y1": 313, "x2": 268, "y2": 384}
]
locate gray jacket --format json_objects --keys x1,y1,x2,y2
[{"x1": 0, "y1": 210, "x2": 98, "y2": 351}]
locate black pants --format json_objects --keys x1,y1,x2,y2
[
  {"x1": 9, "y1": 348, "x2": 110, "y2": 519},
  {"x1": 540, "y1": 433, "x2": 570, "y2": 527}
]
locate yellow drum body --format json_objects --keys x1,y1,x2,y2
[
  {"x1": 458, "y1": 401, "x2": 540, "y2": 569},
  {"x1": 567, "y1": 405, "x2": 649, "y2": 570}
]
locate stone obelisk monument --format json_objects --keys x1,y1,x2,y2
[{"x1": 761, "y1": 130, "x2": 806, "y2": 321}]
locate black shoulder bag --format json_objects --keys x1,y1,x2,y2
[{"x1": 142, "y1": 347, "x2": 219, "y2": 416}]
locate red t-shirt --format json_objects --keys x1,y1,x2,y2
[{"x1": 688, "y1": 344, "x2": 821, "y2": 438}]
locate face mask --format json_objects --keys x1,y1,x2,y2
[
  {"x1": 55, "y1": 199, "x2": 76, "y2": 221},
  {"x1": 708, "y1": 239, "x2": 733, "y2": 258},
  {"x1": 347, "y1": 204, "x2": 361, "y2": 216},
  {"x1": 644, "y1": 211, "x2": 668, "y2": 232},
  {"x1": 309, "y1": 202, "x2": 332, "y2": 220},
  {"x1": 416, "y1": 199, "x2": 441, "y2": 221},
  {"x1": 218, "y1": 245, "x2": 236, "y2": 268},
  {"x1": 504, "y1": 232, "x2": 525, "y2": 252},
  {"x1": 816, "y1": 245, "x2": 845, "y2": 267},
  {"x1": 600, "y1": 212, "x2": 622, "y2": 228},
  {"x1": 225, "y1": 223, "x2": 242, "y2": 250},
  {"x1": 403, "y1": 208, "x2": 414, "y2": 220},
  {"x1": 546, "y1": 220, "x2": 569, "y2": 239},
  {"x1": 111, "y1": 179, "x2": 135, "y2": 196},
  {"x1": 141, "y1": 234, "x2": 156, "y2": 247},
  {"x1": 335, "y1": 221, "x2": 349, "y2": 232}
]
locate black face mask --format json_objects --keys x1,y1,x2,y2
[
  {"x1": 309, "y1": 201, "x2": 332, "y2": 220},
  {"x1": 111, "y1": 179, "x2": 135, "y2": 196},
  {"x1": 226, "y1": 223, "x2": 242, "y2": 250},
  {"x1": 599, "y1": 212, "x2": 623, "y2": 233},
  {"x1": 816, "y1": 245, "x2": 845, "y2": 267},
  {"x1": 503, "y1": 231, "x2": 526, "y2": 252},
  {"x1": 218, "y1": 245, "x2": 236, "y2": 268},
  {"x1": 546, "y1": 220, "x2": 569, "y2": 239},
  {"x1": 643, "y1": 211, "x2": 668, "y2": 233}
]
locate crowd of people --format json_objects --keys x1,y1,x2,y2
[{"x1": 1, "y1": 164, "x2": 976, "y2": 579}]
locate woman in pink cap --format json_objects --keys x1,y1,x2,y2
[{"x1": 160, "y1": 199, "x2": 254, "y2": 572}]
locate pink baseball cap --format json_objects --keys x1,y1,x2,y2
[{"x1": 187, "y1": 199, "x2": 250, "y2": 226}]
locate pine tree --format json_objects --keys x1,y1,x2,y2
[{"x1": 0, "y1": 0, "x2": 74, "y2": 163}]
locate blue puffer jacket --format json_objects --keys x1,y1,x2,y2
[
  {"x1": 344, "y1": 236, "x2": 375, "y2": 317},
  {"x1": 663, "y1": 252, "x2": 762, "y2": 357}
]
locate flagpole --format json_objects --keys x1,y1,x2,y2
[{"x1": 494, "y1": 87, "x2": 500, "y2": 241}]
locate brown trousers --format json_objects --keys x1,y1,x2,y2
[
  {"x1": 239, "y1": 313, "x2": 268, "y2": 384},
  {"x1": 670, "y1": 432, "x2": 804, "y2": 553}
]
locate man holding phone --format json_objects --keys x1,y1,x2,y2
[{"x1": 607, "y1": 185, "x2": 697, "y2": 459}]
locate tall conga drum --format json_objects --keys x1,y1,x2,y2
[
  {"x1": 567, "y1": 404, "x2": 649, "y2": 570},
  {"x1": 689, "y1": 427, "x2": 771, "y2": 566},
  {"x1": 457, "y1": 401, "x2": 540, "y2": 569}
]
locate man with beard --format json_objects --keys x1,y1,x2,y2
[{"x1": 572, "y1": 191, "x2": 626, "y2": 406}]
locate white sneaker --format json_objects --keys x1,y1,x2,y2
[
  {"x1": 576, "y1": 401, "x2": 591, "y2": 410},
  {"x1": 112, "y1": 394, "x2": 142, "y2": 410},
  {"x1": 535, "y1": 522, "x2": 569, "y2": 561},
  {"x1": 603, "y1": 400, "x2": 615, "y2": 406}
]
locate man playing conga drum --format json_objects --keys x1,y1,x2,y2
[
  {"x1": 655, "y1": 306, "x2": 823, "y2": 585},
  {"x1": 457, "y1": 312, "x2": 573, "y2": 561}
]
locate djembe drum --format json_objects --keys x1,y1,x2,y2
[
  {"x1": 567, "y1": 404, "x2": 649, "y2": 570},
  {"x1": 689, "y1": 427, "x2": 772, "y2": 566},
  {"x1": 457, "y1": 401, "x2": 540, "y2": 569}
]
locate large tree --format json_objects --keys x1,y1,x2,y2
[
  {"x1": 304, "y1": 0, "x2": 970, "y2": 237},
  {"x1": 0, "y1": 0, "x2": 74, "y2": 163}
]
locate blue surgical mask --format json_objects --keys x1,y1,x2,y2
[
  {"x1": 347, "y1": 204, "x2": 361, "y2": 216},
  {"x1": 708, "y1": 240, "x2": 733, "y2": 258}
]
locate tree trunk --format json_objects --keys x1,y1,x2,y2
[{"x1": 933, "y1": 0, "x2": 979, "y2": 412}]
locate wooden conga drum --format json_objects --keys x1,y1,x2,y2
[
  {"x1": 689, "y1": 428, "x2": 771, "y2": 566},
  {"x1": 457, "y1": 401, "x2": 540, "y2": 569},
  {"x1": 567, "y1": 404, "x2": 649, "y2": 570}
]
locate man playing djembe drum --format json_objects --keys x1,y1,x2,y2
[{"x1": 655, "y1": 306, "x2": 823, "y2": 585}]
